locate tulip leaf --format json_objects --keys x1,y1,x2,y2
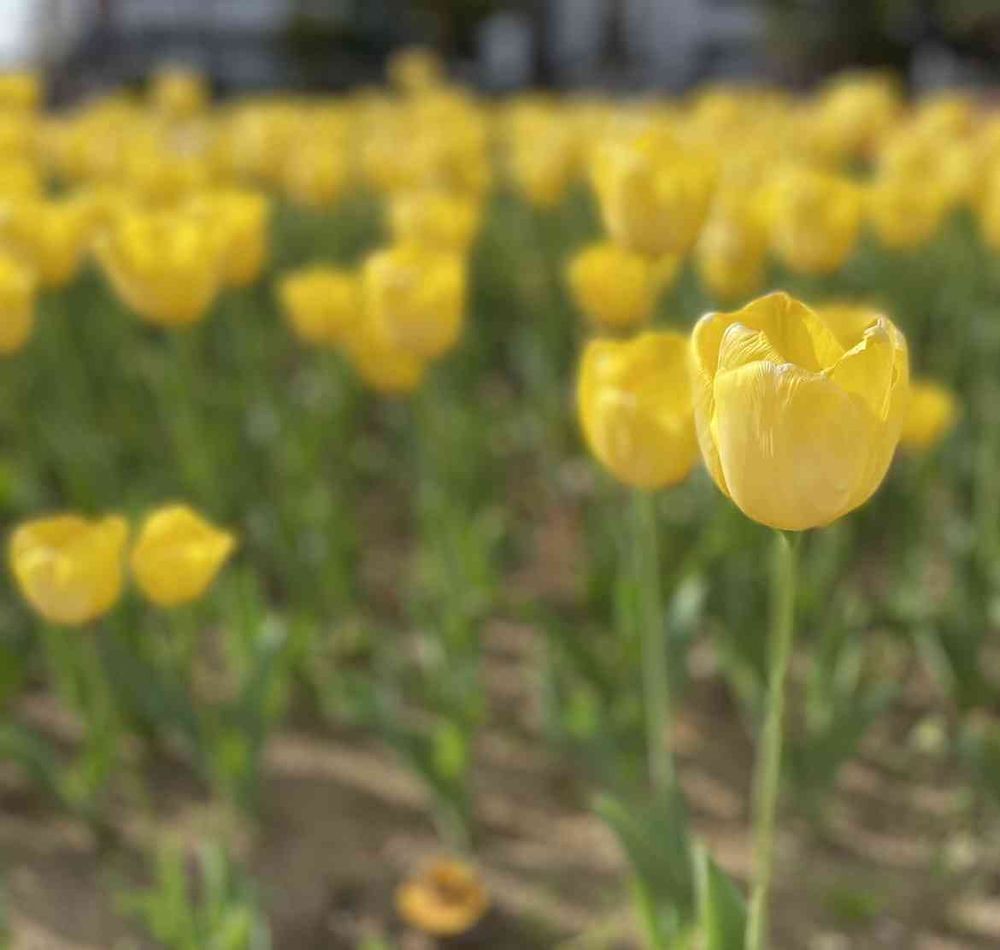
[{"x1": 695, "y1": 846, "x2": 747, "y2": 950}]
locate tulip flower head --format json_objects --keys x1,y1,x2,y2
[
  {"x1": 130, "y1": 505, "x2": 235, "y2": 608},
  {"x1": 0, "y1": 251, "x2": 35, "y2": 353},
  {"x1": 396, "y1": 859, "x2": 489, "y2": 937},
  {"x1": 278, "y1": 265, "x2": 360, "y2": 348},
  {"x1": 1, "y1": 197, "x2": 92, "y2": 288},
  {"x1": 567, "y1": 240, "x2": 661, "y2": 330},
  {"x1": 690, "y1": 292, "x2": 909, "y2": 531},
  {"x1": 593, "y1": 130, "x2": 717, "y2": 257},
  {"x1": 342, "y1": 306, "x2": 427, "y2": 396},
  {"x1": 186, "y1": 188, "x2": 271, "y2": 287},
  {"x1": 768, "y1": 167, "x2": 862, "y2": 275},
  {"x1": 578, "y1": 330, "x2": 699, "y2": 489},
  {"x1": 867, "y1": 173, "x2": 949, "y2": 251},
  {"x1": 9, "y1": 514, "x2": 128, "y2": 626},
  {"x1": 900, "y1": 380, "x2": 958, "y2": 452},
  {"x1": 389, "y1": 189, "x2": 481, "y2": 255},
  {"x1": 362, "y1": 244, "x2": 466, "y2": 360},
  {"x1": 95, "y1": 208, "x2": 224, "y2": 328},
  {"x1": 150, "y1": 66, "x2": 209, "y2": 120},
  {"x1": 696, "y1": 191, "x2": 769, "y2": 303}
]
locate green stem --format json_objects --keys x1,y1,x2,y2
[
  {"x1": 632, "y1": 490, "x2": 674, "y2": 795},
  {"x1": 746, "y1": 530, "x2": 800, "y2": 950}
]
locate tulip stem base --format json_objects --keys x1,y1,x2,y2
[
  {"x1": 631, "y1": 490, "x2": 674, "y2": 796},
  {"x1": 746, "y1": 530, "x2": 800, "y2": 950}
]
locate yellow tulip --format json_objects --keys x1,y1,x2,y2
[
  {"x1": 690, "y1": 292, "x2": 909, "y2": 531},
  {"x1": 278, "y1": 266, "x2": 359, "y2": 348},
  {"x1": 812, "y1": 302, "x2": 883, "y2": 350},
  {"x1": 342, "y1": 312, "x2": 427, "y2": 396},
  {"x1": 900, "y1": 380, "x2": 958, "y2": 452},
  {"x1": 389, "y1": 189, "x2": 481, "y2": 255},
  {"x1": 813, "y1": 71, "x2": 901, "y2": 157},
  {"x1": 577, "y1": 331, "x2": 699, "y2": 489},
  {"x1": 696, "y1": 192, "x2": 768, "y2": 303},
  {"x1": 593, "y1": 130, "x2": 716, "y2": 257},
  {"x1": 362, "y1": 245, "x2": 466, "y2": 360},
  {"x1": 0, "y1": 197, "x2": 92, "y2": 288},
  {"x1": 0, "y1": 157, "x2": 42, "y2": 202},
  {"x1": 282, "y1": 140, "x2": 350, "y2": 209},
  {"x1": 0, "y1": 252, "x2": 35, "y2": 354},
  {"x1": 866, "y1": 173, "x2": 949, "y2": 251},
  {"x1": 186, "y1": 188, "x2": 270, "y2": 288},
  {"x1": 9, "y1": 514, "x2": 128, "y2": 626},
  {"x1": 768, "y1": 167, "x2": 862, "y2": 275},
  {"x1": 95, "y1": 208, "x2": 224, "y2": 328},
  {"x1": 150, "y1": 67, "x2": 209, "y2": 120},
  {"x1": 130, "y1": 505, "x2": 235, "y2": 608},
  {"x1": 567, "y1": 241, "x2": 661, "y2": 330}
]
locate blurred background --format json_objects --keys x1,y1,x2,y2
[{"x1": 2, "y1": 0, "x2": 999, "y2": 100}]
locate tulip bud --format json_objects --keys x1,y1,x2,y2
[
  {"x1": 342, "y1": 311, "x2": 427, "y2": 396},
  {"x1": 578, "y1": 331, "x2": 699, "y2": 489},
  {"x1": 690, "y1": 292, "x2": 909, "y2": 530},
  {"x1": 9, "y1": 514, "x2": 128, "y2": 625},
  {"x1": 278, "y1": 266, "x2": 360, "y2": 348},
  {"x1": 130, "y1": 505, "x2": 235, "y2": 608},
  {"x1": 696, "y1": 191, "x2": 769, "y2": 303},
  {"x1": 900, "y1": 380, "x2": 958, "y2": 452},
  {"x1": 389, "y1": 189, "x2": 481, "y2": 255},
  {"x1": 1, "y1": 197, "x2": 92, "y2": 288},
  {"x1": 0, "y1": 252, "x2": 35, "y2": 354},
  {"x1": 362, "y1": 245, "x2": 465, "y2": 360},
  {"x1": 567, "y1": 241, "x2": 661, "y2": 330},
  {"x1": 866, "y1": 173, "x2": 949, "y2": 251}
]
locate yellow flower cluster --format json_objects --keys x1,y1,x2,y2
[{"x1": 8, "y1": 504, "x2": 235, "y2": 625}]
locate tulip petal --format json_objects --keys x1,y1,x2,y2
[{"x1": 712, "y1": 362, "x2": 878, "y2": 530}]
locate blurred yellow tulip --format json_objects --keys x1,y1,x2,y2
[
  {"x1": 362, "y1": 245, "x2": 466, "y2": 360},
  {"x1": 813, "y1": 71, "x2": 901, "y2": 157},
  {"x1": 567, "y1": 241, "x2": 661, "y2": 330},
  {"x1": 282, "y1": 141, "x2": 350, "y2": 209},
  {"x1": 9, "y1": 514, "x2": 128, "y2": 626},
  {"x1": 768, "y1": 167, "x2": 862, "y2": 275},
  {"x1": 95, "y1": 208, "x2": 224, "y2": 328},
  {"x1": 0, "y1": 197, "x2": 92, "y2": 288},
  {"x1": 389, "y1": 189, "x2": 481, "y2": 254},
  {"x1": 342, "y1": 311, "x2": 427, "y2": 396},
  {"x1": 0, "y1": 157, "x2": 42, "y2": 202},
  {"x1": 388, "y1": 47, "x2": 445, "y2": 95},
  {"x1": 866, "y1": 173, "x2": 949, "y2": 251},
  {"x1": 696, "y1": 192, "x2": 769, "y2": 303},
  {"x1": 593, "y1": 130, "x2": 716, "y2": 257},
  {"x1": 150, "y1": 67, "x2": 209, "y2": 120},
  {"x1": 0, "y1": 252, "x2": 35, "y2": 354},
  {"x1": 278, "y1": 266, "x2": 359, "y2": 348},
  {"x1": 690, "y1": 291, "x2": 909, "y2": 531},
  {"x1": 577, "y1": 330, "x2": 698, "y2": 489},
  {"x1": 900, "y1": 380, "x2": 958, "y2": 452},
  {"x1": 186, "y1": 188, "x2": 270, "y2": 287},
  {"x1": 130, "y1": 505, "x2": 235, "y2": 608}
]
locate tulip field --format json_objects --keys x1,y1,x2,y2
[{"x1": 3, "y1": 52, "x2": 1000, "y2": 947}]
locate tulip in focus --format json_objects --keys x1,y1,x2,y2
[
  {"x1": 690, "y1": 291, "x2": 909, "y2": 531},
  {"x1": 0, "y1": 251, "x2": 35, "y2": 354},
  {"x1": 767, "y1": 166, "x2": 862, "y2": 275},
  {"x1": 9, "y1": 514, "x2": 128, "y2": 626},
  {"x1": 901, "y1": 380, "x2": 958, "y2": 452},
  {"x1": 396, "y1": 859, "x2": 489, "y2": 937},
  {"x1": 278, "y1": 265, "x2": 359, "y2": 348},
  {"x1": 96, "y1": 208, "x2": 224, "y2": 328},
  {"x1": 567, "y1": 240, "x2": 661, "y2": 330},
  {"x1": 362, "y1": 244, "x2": 466, "y2": 360},
  {"x1": 578, "y1": 330, "x2": 699, "y2": 489},
  {"x1": 130, "y1": 505, "x2": 235, "y2": 608}
]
